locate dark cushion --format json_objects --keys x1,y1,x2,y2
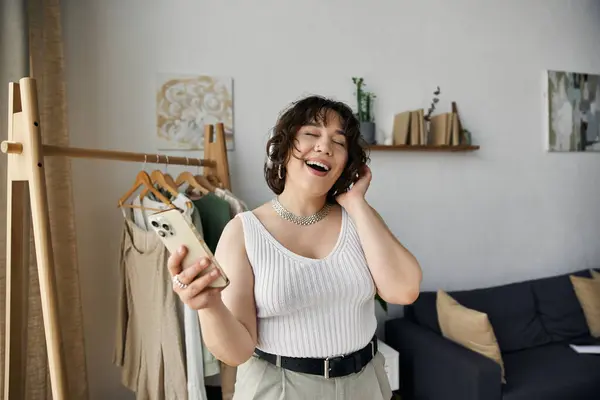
[
  {"x1": 531, "y1": 269, "x2": 592, "y2": 342},
  {"x1": 501, "y1": 338, "x2": 600, "y2": 400},
  {"x1": 408, "y1": 281, "x2": 551, "y2": 353}
]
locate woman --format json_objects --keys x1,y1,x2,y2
[{"x1": 167, "y1": 95, "x2": 422, "y2": 399}]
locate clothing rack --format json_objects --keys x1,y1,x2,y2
[{"x1": 1, "y1": 77, "x2": 231, "y2": 400}]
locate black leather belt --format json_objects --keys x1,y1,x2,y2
[{"x1": 253, "y1": 336, "x2": 378, "y2": 379}]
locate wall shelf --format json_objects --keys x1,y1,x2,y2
[{"x1": 367, "y1": 144, "x2": 480, "y2": 152}]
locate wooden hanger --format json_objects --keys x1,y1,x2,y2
[
  {"x1": 148, "y1": 170, "x2": 179, "y2": 197},
  {"x1": 205, "y1": 173, "x2": 224, "y2": 189},
  {"x1": 177, "y1": 171, "x2": 212, "y2": 195},
  {"x1": 161, "y1": 155, "x2": 179, "y2": 193},
  {"x1": 139, "y1": 155, "x2": 180, "y2": 200},
  {"x1": 176, "y1": 157, "x2": 214, "y2": 195},
  {"x1": 196, "y1": 174, "x2": 218, "y2": 192},
  {"x1": 118, "y1": 170, "x2": 174, "y2": 212}
]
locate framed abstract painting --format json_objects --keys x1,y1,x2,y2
[
  {"x1": 156, "y1": 73, "x2": 234, "y2": 151},
  {"x1": 544, "y1": 70, "x2": 600, "y2": 152}
]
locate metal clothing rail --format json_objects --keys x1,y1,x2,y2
[{"x1": 1, "y1": 77, "x2": 231, "y2": 400}]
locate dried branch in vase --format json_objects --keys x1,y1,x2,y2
[{"x1": 424, "y1": 86, "x2": 441, "y2": 122}]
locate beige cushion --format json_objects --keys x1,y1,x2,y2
[
  {"x1": 591, "y1": 269, "x2": 600, "y2": 279},
  {"x1": 436, "y1": 289, "x2": 506, "y2": 383},
  {"x1": 570, "y1": 274, "x2": 600, "y2": 337}
]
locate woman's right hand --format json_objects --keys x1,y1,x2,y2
[{"x1": 167, "y1": 245, "x2": 224, "y2": 310}]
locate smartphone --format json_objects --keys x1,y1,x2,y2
[{"x1": 147, "y1": 207, "x2": 230, "y2": 289}]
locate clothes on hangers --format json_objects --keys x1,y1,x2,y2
[
  {"x1": 214, "y1": 188, "x2": 248, "y2": 216},
  {"x1": 191, "y1": 193, "x2": 232, "y2": 253},
  {"x1": 130, "y1": 195, "x2": 214, "y2": 399},
  {"x1": 127, "y1": 189, "x2": 245, "y2": 400},
  {"x1": 187, "y1": 187, "x2": 248, "y2": 218},
  {"x1": 187, "y1": 188, "x2": 247, "y2": 400},
  {"x1": 131, "y1": 193, "x2": 200, "y2": 231},
  {"x1": 116, "y1": 178, "x2": 249, "y2": 400},
  {"x1": 113, "y1": 218, "x2": 188, "y2": 400},
  {"x1": 126, "y1": 189, "x2": 222, "y2": 400},
  {"x1": 150, "y1": 186, "x2": 239, "y2": 382}
]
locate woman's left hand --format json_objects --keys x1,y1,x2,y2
[{"x1": 336, "y1": 165, "x2": 372, "y2": 212}]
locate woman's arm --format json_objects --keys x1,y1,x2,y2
[
  {"x1": 196, "y1": 217, "x2": 258, "y2": 367},
  {"x1": 336, "y1": 166, "x2": 422, "y2": 305},
  {"x1": 346, "y1": 199, "x2": 422, "y2": 305}
]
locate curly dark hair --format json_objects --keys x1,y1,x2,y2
[{"x1": 264, "y1": 95, "x2": 370, "y2": 203}]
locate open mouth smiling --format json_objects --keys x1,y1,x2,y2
[{"x1": 305, "y1": 160, "x2": 331, "y2": 176}]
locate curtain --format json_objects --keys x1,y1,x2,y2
[{"x1": 0, "y1": 0, "x2": 89, "y2": 398}]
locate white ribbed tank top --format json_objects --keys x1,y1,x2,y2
[{"x1": 237, "y1": 207, "x2": 377, "y2": 358}]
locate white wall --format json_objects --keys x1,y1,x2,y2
[{"x1": 60, "y1": 0, "x2": 600, "y2": 398}]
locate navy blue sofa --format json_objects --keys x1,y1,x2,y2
[{"x1": 385, "y1": 268, "x2": 600, "y2": 400}]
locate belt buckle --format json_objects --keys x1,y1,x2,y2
[
  {"x1": 324, "y1": 340, "x2": 376, "y2": 379},
  {"x1": 324, "y1": 354, "x2": 344, "y2": 379}
]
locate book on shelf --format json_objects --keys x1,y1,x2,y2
[
  {"x1": 391, "y1": 108, "x2": 425, "y2": 145},
  {"x1": 393, "y1": 110, "x2": 462, "y2": 146},
  {"x1": 392, "y1": 111, "x2": 411, "y2": 145}
]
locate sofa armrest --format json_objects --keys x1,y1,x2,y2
[{"x1": 385, "y1": 318, "x2": 502, "y2": 400}]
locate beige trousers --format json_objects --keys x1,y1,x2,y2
[{"x1": 232, "y1": 351, "x2": 392, "y2": 400}]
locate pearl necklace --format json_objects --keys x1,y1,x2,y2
[{"x1": 271, "y1": 197, "x2": 332, "y2": 226}]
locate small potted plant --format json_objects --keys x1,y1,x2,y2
[{"x1": 352, "y1": 77, "x2": 377, "y2": 144}]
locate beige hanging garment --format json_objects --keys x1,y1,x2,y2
[{"x1": 113, "y1": 218, "x2": 188, "y2": 400}]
